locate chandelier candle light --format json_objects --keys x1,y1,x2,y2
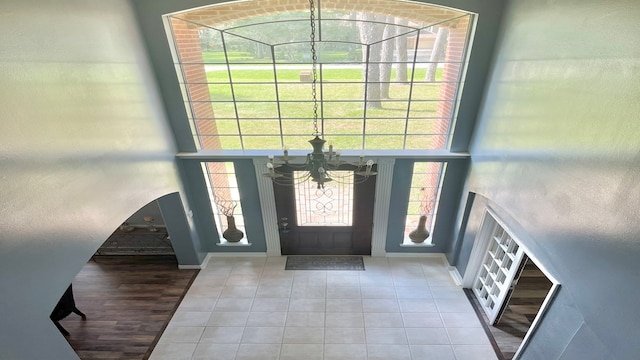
[{"x1": 263, "y1": 0, "x2": 376, "y2": 188}]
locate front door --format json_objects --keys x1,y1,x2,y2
[{"x1": 273, "y1": 165, "x2": 376, "y2": 255}]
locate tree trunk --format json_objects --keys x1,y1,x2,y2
[
  {"x1": 379, "y1": 16, "x2": 395, "y2": 99},
  {"x1": 357, "y1": 13, "x2": 386, "y2": 109},
  {"x1": 394, "y1": 18, "x2": 409, "y2": 82},
  {"x1": 425, "y1": 27, "x2": 449, "y2": 82}
]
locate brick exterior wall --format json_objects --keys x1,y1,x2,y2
[
  {"x1": 433, "y1": 16, "x2": 469, "y2": 149},
  {"x1": 177, "y1": 0, "x2": 465, "y2": 30},
  {"x1": 170, "y1": 18, "x2": 222, "y2": 150}
]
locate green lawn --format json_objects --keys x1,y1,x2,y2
[
  {"x1": 199, "y1": 66, "x2": 447, "y2": 150},
  {"x1": 202, "y1": 51, "x2": 360, "y2": 64}
]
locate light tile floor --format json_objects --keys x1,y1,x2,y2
[{"x1": 150, "y1": 256, "x2": 497, "y2": 360}]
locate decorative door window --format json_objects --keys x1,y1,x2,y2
[{"x1": 294, "y1": 170, "x2": 354, "y2": 226}]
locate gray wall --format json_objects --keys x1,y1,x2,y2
[
  {"x1": 0, "y1": 0, "x2": 198, "y2": 358},
  {"x1": 452, "y1": 0, "x2": 640, "y2": 358},
  {"x1": 125, "y1": 200, "x2": 165, "y2": 226}
]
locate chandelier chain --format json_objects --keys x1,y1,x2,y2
[
  {"x1": 263, "y1": 0, "x2": 376, "y2": 188},
  {"x1": 309, "y1": 0, "x2": 319, "y2": 136}
]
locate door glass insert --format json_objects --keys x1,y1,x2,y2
[{"x1": 294, "y1": 170, "x2": 354, "y2": 226}]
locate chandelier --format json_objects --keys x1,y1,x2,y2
[{"x1": 262, "y1": 0, "x2": 376, "y2": 188}]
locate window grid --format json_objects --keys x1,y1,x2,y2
[{"x1": 167, "y1": 5, "x2": 472, "y2": 151}]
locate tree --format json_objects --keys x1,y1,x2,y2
[
  {"x1": 394, "y1": 18, "x2": 409, "y2": 82},
  {"x1": 425, "y1": 27, "x2": 449, "y2": 82},
  {"x1": 356, "y1": 13, "x2": 386, "y2": 109},
  {"x1": 379, "y1": 16, "x2": 395, "y2": 99}
]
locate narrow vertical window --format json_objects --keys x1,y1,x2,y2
[
  {"x1": 202, "y1": 162, "x2": 248, "y2": 245},
  {"x1": 404, "y1": 162, "x2": 445, "y2": 245}
]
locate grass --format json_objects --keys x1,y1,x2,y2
[
  {"x1": 202, "y1": 51, "x2": 360, "y2": 64},
  {"x1": 197, "y1": 66, "x2": 448, "y2": 150}
]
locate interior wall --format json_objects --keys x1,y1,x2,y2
[
  {"x1": 454, "y1": 0, "x2": 640, "y2": 358},
  {"x1": 0, "y1": 1, "x2": 194, "y2": 359},
  {"x1": 124, "y1": 200, "x2": 165, "y2": 226}
]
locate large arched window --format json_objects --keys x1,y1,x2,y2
[{"x1": 165, "y1": 0, "x2": 473, "y2": 151}]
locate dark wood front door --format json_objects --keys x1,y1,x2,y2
[{"x1": 273, "y1": 165, "x2": 376, "y2": 255}]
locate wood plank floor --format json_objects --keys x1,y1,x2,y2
[
  {"x1": 466, "y1": 259, "x2": 553, "y2": 360},
  {"x1": 58, "y1": 256, "x2": 198, "y2": 360}
]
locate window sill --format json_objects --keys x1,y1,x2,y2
[
  {"x1": 216, "y1": 241, "x2": 252, "y2": 246},
  {"x1": 400, "y1": 241, "x2": 436, "y2": 247}
]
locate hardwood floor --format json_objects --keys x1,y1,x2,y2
[
  {"x1": 58, "y1": 255, "x2": 198, "y2": 360},
  {"x1": 466, "y1": 258, "x2": 553, "y2": 360}
]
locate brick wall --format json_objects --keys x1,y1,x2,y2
[
  {"x1": 178, "y1": 0, "x2": 466, "y2": 29},
  {"x1": 170, "y1": 18, "x2": 222, "y2": 150},
  {"x1": 433, "y1": 16, "x2": 470, "y2": 149}
]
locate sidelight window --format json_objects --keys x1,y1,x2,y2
[
  {"x1": 403, "y1": 162, "x2": 445, "y2": 245},
  {"x1": 201, "y1": 162, "x2": 248, "y2": 245}
]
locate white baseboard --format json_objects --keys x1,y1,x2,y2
[
  {"x1": 178, "y1": 264, "x2": 204, "y2": 270},
  {"x1": 447, "y1": 266, "x2": 463, "y2": 286},
  {"x1": 385, "y1": 252, "x2": 445, "y2": 258},
  {"x1": 178, "y1": 253, "x2": 213, "y2": 270},
  {"x1": 207, "y1": 252, "x2": 267, "y2": 257},
  {"x1": 441, "y1": 256, "x2": 463, "y2": 286}
]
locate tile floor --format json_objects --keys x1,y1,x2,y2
[{"x1": 150, "y1": 256, "x2": 497, "y2": 360}]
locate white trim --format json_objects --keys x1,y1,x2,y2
[
  {"x1": 463, "y1": 206, "x2": 561, "y2": 360},
  {"x1": 253, "y1": 158, "x2": 282, "y2": 256},
  {"x1": 178, "y1": 264, "x2": 204, "y2": 270},
  {"x1": 385, "y1": 252, "x2": 445, "y2": 258},
  {"x1": 216, "y1": 241, "x2": 252, "y2": 246},
  {"x1": 399, "y1": 242, "x2": 436, "y2": 248},
  {"x1": 462, "y1": 208, "x2": 497, "y2": 287},
  {"x1": 448, "y1": 267, "x2": 463, "y2": 286},
  {"x1": 441, "y1": 254, "x2": 464, "y2": 286},
  {"x1": 178, "y1": 252, "x2": 213, "y2": 269},
  {"x1": 177, "y1": 150, "x2": 470, "y2": 160},
  {"x1": 207, "y1": 252, "x2": 267, "y2": 257},
  {"x1": 370, "y1": 158, "x2": 395, "y2": 257}
]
